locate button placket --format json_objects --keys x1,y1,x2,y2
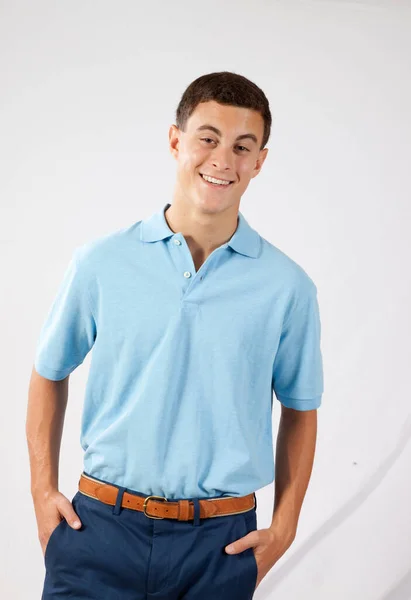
[
  {"x1": 171, "y1": 235, "x2": 227, "y2": 299},
  {"x1": 170, "y1": 235, "x2": 195, "y2": 295}
]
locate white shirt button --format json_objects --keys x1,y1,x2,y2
[
  {"x1": 183, "y1": 271, "x2": 191, "y2": 278},
  {"x1": 173, "y1": 239, "x2": 181, "y2": 245}
]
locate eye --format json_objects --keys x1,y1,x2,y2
[{"x1": 200, "y1": 138, "x2": 249, "y2": 152}]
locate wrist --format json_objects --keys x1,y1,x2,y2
[
  {"x1": 31, "y1": 485, "x2": 58, "y2": 501},
  {"x1": 270, "y1": 509, "x2": 298, "y2": 540}
]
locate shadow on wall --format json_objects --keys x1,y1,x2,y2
[
  {"x1": 257, "y1": 413, "x2": 411, "y2": 600},
  {"x1": 381, "y1": 567, "x2": 411, "y2": 600}
]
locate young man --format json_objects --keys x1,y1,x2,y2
[{"x1": 27, "y1": 71, "x2": 324, "y2": 599}]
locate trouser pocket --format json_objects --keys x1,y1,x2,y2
[
  {"x1": 44, "y1": 517, "x2": 66, "y2": 565},
  {"x1": 241, "y1": 510, "x2": 258, "y2": 595}
]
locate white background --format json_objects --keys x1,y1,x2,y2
[{"x1": 1, "y1": 1, "x2": 410, "y2": 598}]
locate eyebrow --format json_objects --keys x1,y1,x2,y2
[{"x1": 195, "y1": 124, "x2": 258, "y2": 145}]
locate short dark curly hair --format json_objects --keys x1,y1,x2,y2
[{"x1": 175, "y1": 71, "x2": 272, "y2": 151}]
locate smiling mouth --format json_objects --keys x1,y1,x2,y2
[{"x1": 199, "y1": 173, "x2": 234, "y2": 185}]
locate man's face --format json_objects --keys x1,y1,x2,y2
[{"x1": 169, "y1": 100, "x2": 268, "y2": 214}]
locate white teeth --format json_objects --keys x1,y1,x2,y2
[{"x1": 201, "y1": 174, "x2": 231, "y2": 186}]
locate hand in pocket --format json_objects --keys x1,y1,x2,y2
[{"x1": 32, "y1": 490, "x2": 82, "y2": 557}]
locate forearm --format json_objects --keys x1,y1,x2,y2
[
  {"x1": 270, "y1": 408, "x2": 318, "y2": 537},
  {"x1": 26, "y1": 366, "x2": 69, "y2": 499}
]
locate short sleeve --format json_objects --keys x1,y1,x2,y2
[
  {"x1": 34, "y1": 248, "x2": 97, "y2": 381},
  {"x1": 272, "y1": 282, "x2": 324, "y2": 410}
]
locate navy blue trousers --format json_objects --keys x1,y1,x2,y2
[{"x1": 42, "y1": 474, "x2": 258, "y2": 599}]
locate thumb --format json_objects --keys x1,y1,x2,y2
[
  {"x1": 226, "y1": 536, "x2": 247, "y2": 554},
  {"x1": 60, "y1": 499, "x2": 82, "y2": 530},
  {"x1": 225, "y1": 532, "x2": 255, "y2": 554}
]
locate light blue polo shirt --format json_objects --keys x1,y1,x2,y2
[{"x1": 34, "y1": 202, "x2": 324, "y2": 500}]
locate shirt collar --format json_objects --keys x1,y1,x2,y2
[{"x1": 140, "y1": 203, "x2": 260, "y2": 258}]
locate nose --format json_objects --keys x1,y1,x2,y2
[{"x1": 210, "y1": 145, "x2": 233, "y2": 172}]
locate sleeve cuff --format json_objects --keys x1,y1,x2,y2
[
  {"x1": 276, "y1": 393, "x2": 322, "y2": 411},
  {"x1": 34, "y1": 361, "x2": 74, "y2": 381}
]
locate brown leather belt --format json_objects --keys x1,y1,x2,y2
[{"x1": 78, "y1": 473, "x2": 255, "y2": 521}]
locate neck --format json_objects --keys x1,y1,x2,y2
[{"x1": 165, "y1": 193, "x2": 240, "y2": 257}]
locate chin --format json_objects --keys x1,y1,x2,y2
[{"x1": 200, "y1": 198, "x2": 235, "y2": 214}]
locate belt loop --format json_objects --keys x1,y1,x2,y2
[
  {"x1": 112, "y1": 486, "x2": 127, "y2": 516},
  {"x1": 254, "y1": 492, "x2": 257, "y2": 511},
  {"x1": 192, "y1": 498, "x2": 200, "y2": 527}
]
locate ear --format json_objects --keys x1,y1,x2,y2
[
  {"x1": 251, "y1": 147, "x2": 269, "y2": 179},
  {"x1": 169, "y1": 125, "x2": 181, "y2": 159}
]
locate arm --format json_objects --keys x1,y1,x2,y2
[
  {"x1": 28, "y1": 248, "x2": 95, "y2": 555},
  {"x1": 26, "y1": 365, "x2": 69, "y2": 499},
  {"x1": 223, "y1": 403, "x2": 318, "y2": 592},
  {"x1": 26, "y1": 366, "x2": 81, "y2": 555},
  {"x1": 270, "y1": 405, "x2": 318, "y2": 542}
]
